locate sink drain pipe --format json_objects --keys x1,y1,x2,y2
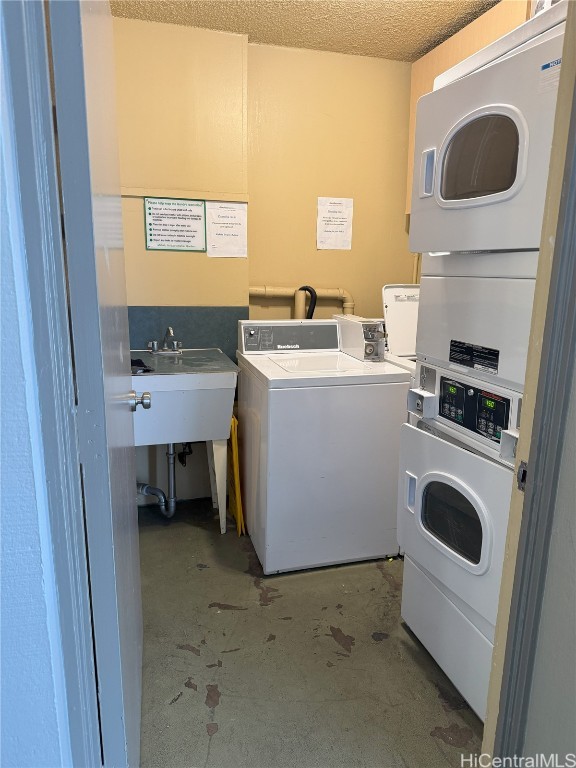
[
  {"x1": 136, "y1": 441, "x2": 177, "y2": 518},
  {"x1": 136, "y1": 482, "x2": 168, "y2": 514},
  {"x1": 166, "y1": 443, "x2": 177, "y2": 516}
]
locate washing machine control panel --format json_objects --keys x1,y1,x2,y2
[
  {"x1": 241, "y1": 322, "x2": 339, "y2": 352},
  {"x1": 439, "y1": 376, "x2": 510, "y2": 443}
]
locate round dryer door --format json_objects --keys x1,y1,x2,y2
[{"x1": 421, "y1": 481, "x2": 482, "y2": 565}]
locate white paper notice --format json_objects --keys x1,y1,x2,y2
[
  {"x1": 206, "y1": 201, "x2": 248, "y2": 258},
  {"x1": 145, "y1": 197, "x2": 206, "y2": 251},
  {"x1": 317, "y1": 197, "x2": 353, "y2": 250}
]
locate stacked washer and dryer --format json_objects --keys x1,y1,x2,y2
[{"x1": 398, "y1": 3, "x2": 566, "y2": 720}]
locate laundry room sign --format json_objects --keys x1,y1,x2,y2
[
  {"x1": 144, "y1": 197, "x2": 206, "y2": 251},
  {"x1": 316, "y1": 197, "x2": 353, "y2": 250},
  {"x1": 205, "y1": 201, "x2": 248, "y2": 258}
]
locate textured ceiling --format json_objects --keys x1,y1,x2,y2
[{"x1": 110, "y1": 0, "x2": 501, "y2": 62}]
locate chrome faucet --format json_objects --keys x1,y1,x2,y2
[
  {"x1": 147, "y1": 327, "x2": 183, "y2": 355},
  {"x1": 162, "y1": 326, "x2": 175, "y2": 350}
]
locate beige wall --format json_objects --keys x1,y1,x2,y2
[
  {"x1": 113, "y1": 18, "x2": 248, "y2": 200},
  {"x1": 113, "y1": 18, "x2": 249, "y2": 307},
  {"x1": 121, "y1": 197, "x2": 249, "y2": 306},
  {"x1": 248, "y1": 44, "x2": 414, "y2": 319},
  {"x1": 113, "y1": 19, "x2": 414, "y2": 316}
]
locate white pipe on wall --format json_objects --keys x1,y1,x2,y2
[
  {"x1": 313, "y1": 287, "x2": 355, "y2": 315},
  {"x1": 249, "y1": 285, "x2": 297, "y2": 300},
  {"x1": 249, "y1": 285, "x2": 355, "y2": 317},
  {"x1": 294, "y1": 290, "x2": 306, "y2": 319}
]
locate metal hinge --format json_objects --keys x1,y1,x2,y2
[{"x1": 517, "y1": 461, "x2": 528, "y2": 492}]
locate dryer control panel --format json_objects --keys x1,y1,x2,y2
[{"x1": 439, "y1": 376, "x2": 510, "y2": 443}]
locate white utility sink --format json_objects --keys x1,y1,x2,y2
[
  {"x1": 130, "y1": 348, "x2": 238, "y2": 447},
  {"x1": 131, "y1": 347, "x2": 238, "y2": 534}
]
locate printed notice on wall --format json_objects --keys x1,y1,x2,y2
[
  {"x1": 206, "y1": 201, "x2": 248, "y2": 258},
  {"x1": 144, "y1": 197, "x2": 206, "y2": 251},
  {"x1": 316, "y1": 197, "x2": 353, "y2": 250}
]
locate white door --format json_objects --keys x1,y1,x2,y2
[
  {"x1": 398, "y1": 424, "x2": 513, "y2": 631},
  {"x1": 410, "y1": 23, "x2": 564, "y2": 253},
  {"x1": 48, "y1": 3, "x2": 142, "y2": 766}
]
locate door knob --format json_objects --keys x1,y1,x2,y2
[{"x1": 129, "y1": 390, "x2": 152, "y2": 412}]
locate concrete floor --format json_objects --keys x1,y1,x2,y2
[{"x1": 139, "y1": 500, "x2": 483, "y2": 768}]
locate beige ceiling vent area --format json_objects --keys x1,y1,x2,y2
[{"x1": 110, "y1": 0, "x2": 501, "y2": 62}]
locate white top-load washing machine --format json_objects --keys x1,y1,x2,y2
[{"x1": 237, "y1": 320, "x2": 412, "y2": 575}]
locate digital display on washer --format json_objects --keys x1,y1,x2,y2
[{"x1": 439, "y1": 376, "x2": 510, "y2": 443}]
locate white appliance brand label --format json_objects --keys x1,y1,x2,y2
[
  {"x1": 539, "y1": 58, "x2": 562, "y2": 94},
  {"x1": 277, "y1": 344, "x2": 300, "y2": 349}
]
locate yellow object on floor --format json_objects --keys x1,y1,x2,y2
[{"x1": 228, "y1": 415, "x2": 246, "y2": 535}]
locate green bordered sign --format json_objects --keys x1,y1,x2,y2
[{"x1": 144, "y1": 197, "x2": 206, "y2": 252}]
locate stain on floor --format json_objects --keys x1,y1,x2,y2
[
  {"x1": 205, "y1": 684, "x2": 221, "y2": 710},
  {"x1": 328, "y1": 626, "x2": 356, "y2": 654},
  {"x1": 139, "y1": 500, "x2": 483, "y2": 768},
  {"x1": 431, "y1": 723, "x2": 475, "y2": 748},
  {"x1": 376, "y1": 560, "x2": 402, "y2": 592},
  {"x1": 176, "y1": 643, "x2": 201, "y2": 656},
  {"x1": 208, "y1": 602, "x2": 247, "y2": 611},
  {"x1": 254, "y1": 577, "x2": 282, "y2": 607},
  {"x1": 435, "y1": 682, "x2": 469, "y2": 712}
]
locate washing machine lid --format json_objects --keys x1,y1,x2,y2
[
  {"x1": 271, "y1": 352, "x2": 363, "y2": 374},
  {"x1": 238, "y1": 351, "x2": 410, "y2": 388},
  {"x1": 382, "y1": 284, "x2": 419, "y2": 358}
]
